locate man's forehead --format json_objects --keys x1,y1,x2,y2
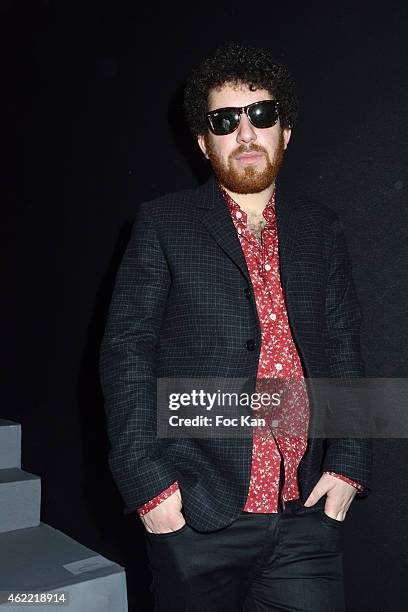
[{"x1": 208, "y1": 82, "x2": 273, "y2": 109}]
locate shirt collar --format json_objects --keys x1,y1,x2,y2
[{"x1": 219, "y1": 183, "x2": 276, "y2": 227}]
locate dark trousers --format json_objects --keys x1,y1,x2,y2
[{"x1": 144, "y1": 500, "x2": 346, "y2": 612}]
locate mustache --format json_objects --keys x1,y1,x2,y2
[{"x1": 232, "y1": 144, "x2": 266, "y2": 156}]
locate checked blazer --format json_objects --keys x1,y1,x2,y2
[{"x1": 99, "y1": 174, "x2": 372, "y2": 532}]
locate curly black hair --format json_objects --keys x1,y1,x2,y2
[{"x1": 183, "y1": 41, "x2": 299, "y2": 138}]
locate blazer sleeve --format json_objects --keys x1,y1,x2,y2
[
  {"x1": 321, "y1": 215, "x2": 373, "y2": 498},
  {"x1": 99, "y1": 203, "x2": 179, "y2": 514}
]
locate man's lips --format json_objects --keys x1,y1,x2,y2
[{"x1": 235, "y1": 152, "x2": 264, "y2": 164}]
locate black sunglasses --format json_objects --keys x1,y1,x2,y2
[{"x1": 206, "y1": 99, "x2": 280, "y2": 136}]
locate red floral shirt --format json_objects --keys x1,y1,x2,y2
[{"x1": 137, "y1": 186, "x2": 364, "y2": 516}]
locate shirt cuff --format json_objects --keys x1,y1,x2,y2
[
  {"x1": 323, "y1": 471, "x2": 365, "y2": 491},
  {"x1": 136, "y1": 481, "x2": 180, "y2": 515}
]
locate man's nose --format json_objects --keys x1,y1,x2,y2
[{"x1": 236, "y1": 113, "x2": 257, "y2": 145}]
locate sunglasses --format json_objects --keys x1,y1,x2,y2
[{"x1": 206, "y1": 99, "x2": 280, "y2": 136}]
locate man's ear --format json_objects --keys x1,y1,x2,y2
[
  {"x1": 197, "y1": 133, "x2": 210, "y2": 159},
  {"x1": 282, "y1": 127, "x2": 292, "y2": 150}
]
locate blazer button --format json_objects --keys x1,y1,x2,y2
[
  {"x1": 246, "y1": 339, "x2": 256, "y2": 351},
  {"x1": 243, "y1": 287, "x2": 251, "y2": 299}
]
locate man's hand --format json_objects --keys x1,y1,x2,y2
[
  {"x1": 140, "y1": 489, "x2": 185, "y2": 534},
  {"x1": 303, "y1": 473, "x2": 357, "y2": 521}
]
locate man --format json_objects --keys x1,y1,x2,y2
[{"x1": 99, "y1": 42, "x2": 372, "y2": 611}]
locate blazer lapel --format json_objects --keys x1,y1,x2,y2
[
  {"x1": 195, "y1": 176, "x2": 252, "y2": 285},
  {"x1": 274, "y1": 179, "x2": 299, "y2": 294}
]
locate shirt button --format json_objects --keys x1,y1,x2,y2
[
  {"x1": 236, "y1": 211, "x2": 242, "y2": 218},
  {"x1": 246, "y1": 339, "x2": 256, "y2": 351},
  {"x1": 275, "y1": 363, "x2": 282, "y2": 371},
  {"x1": 270, "y1": 313, "x2": 276, "y2": 320},
  {"x1": 264, "y1": 263, "x2": 271, "y2": 271}
]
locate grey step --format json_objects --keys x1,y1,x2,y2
[
  {"x1": 0, "y1": 468, "x2": 41, "y2": 533},
  {"x1": 0, "y1": 522, "x2": 128, "y2": 611},
  {"x1": 0, "y1": 420, "x2": 21, "y2": 469}
]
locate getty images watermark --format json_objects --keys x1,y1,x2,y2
[
  {"x1": 157, "y1": 377, "x2": 313, "y2": 439},
  {"x1": 167, "y1": 387, "x2": 282, "y2": 429},
  {"x1": 156, "y1": 377, "x2": 408, "y2": 439}
]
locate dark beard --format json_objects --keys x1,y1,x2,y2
[{"x1": 204, "y1": 131, "x2": 285, "y2": 194}]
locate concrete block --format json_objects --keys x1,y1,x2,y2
[
  {"x1": 0, "y1": 420, "x2": 21, "y2": 469},
  {"x1": 0, "y1": 469, "x2": 41, "y2": 533},
  {"x1": 0, "y1": 523, "x2": 128, "y2": 611}
]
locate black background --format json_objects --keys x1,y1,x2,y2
[{"x1": 3, "y1": 2, "x2": 408, "y2": 610}]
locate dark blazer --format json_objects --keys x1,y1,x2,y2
[{"x1": 99, "y1": 174, "x2": 372, "y2": 532}]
